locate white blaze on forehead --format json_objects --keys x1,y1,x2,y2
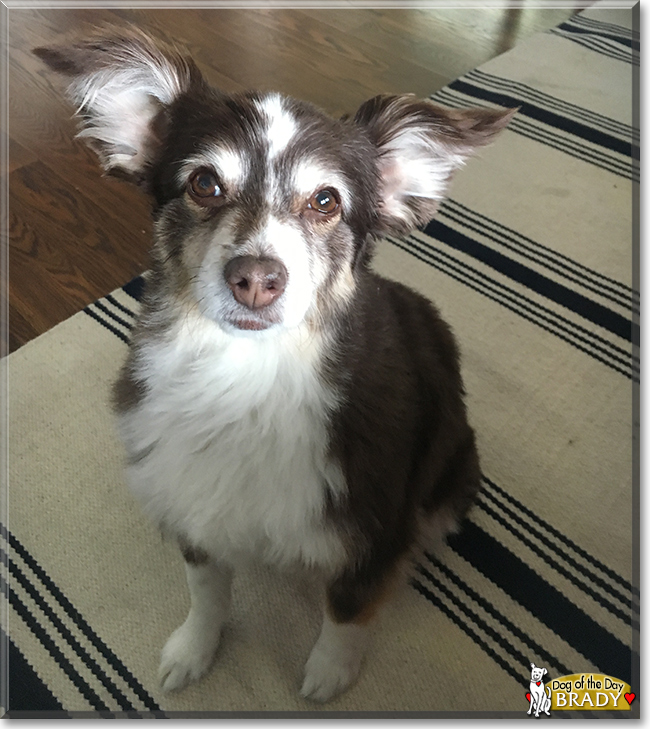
[
  {"x1": 178, "y1": 146, "x2": 246, "y2": 188},
  {"x1": 257, "y1": 94, "x2": 297, "y2": 159},
  {"x1": 292, "y1": 159, "x2": 352, "y2": 208}
]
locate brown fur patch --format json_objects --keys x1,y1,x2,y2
[
  {"x1": 112, "y1": 358, "x2": 146, "y2": 413},
  {"x1": 326, "y1": 558, "x2": 405, "y2": 625}
]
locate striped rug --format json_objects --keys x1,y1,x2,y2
[{"x1": 4, "y1": 5, "x2": 638, "y2": 717}]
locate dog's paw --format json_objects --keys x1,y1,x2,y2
[
  {"x1": 300, "y1": 641, "x2": 362, "y2": 702},
  {"x1": 159, "y1": 619, "x2": 221, "y2": 692}
]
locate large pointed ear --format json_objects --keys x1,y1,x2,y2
[
  {"x1": 354, "y1": 94, "x2": 516, "y2": 234},
  {"x1": 34, "y1": 25, "x2": 203, "y2": 181}
]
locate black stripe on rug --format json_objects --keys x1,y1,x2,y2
[
  {"x1": 438, "y1": 204, "x2": 635, "y2": 315},
  {"x1": 468, "y1": 69, "x2": 637, "y2": 140},
  {"x1": 442, "y1": 198, "x2": 636, "y2": 307},
  {"x1": 4, "y1": 630, "x2": 67, "y2": 713},
  {"x1": 415, "y1": 563, "x2": 531, "y2": 669},
  {"x1": 389, "y1": 235, "x2": 634, "y2": 380},
  {"x1": 4, "y1": 549, "x2": 138, "y2": 711},
  {"x1": 555, "y1": 21, "x2": 639, "y2": 51},
  {"x1": 447, "y1": 80, "x2": 637, "y2": 160},
  {"x1": 571, "y1": 14, "x2": 638, "y2": 39},
  {"x1": 480, "y1": 488, "x2": 637, "y2": 615},
  {"x1": 550, "y1": 30, "x2": 637, "y2": 66},
  {"x1": 1, "y1": 573, "x2": 109, "y2": 711},
  {"x1": 506, "y1": 116, "x2": 635, "y2": 178},
  {"x1": 474, "y1": 500, "x2": 637, "y2": 629},
  {"x1": 432, "y1": 89, "x2": 635, "y2": 181},
  {"x1": 421, "y1": 219, "x2": 635, "y2": 343},
  {"x1": 403, "y1": 233, "x2": 634, "y2": 369},
  {"x1": 482, "y1": 477, "x2": 637, "y2": 597},
  {"x1": 560, "y1": 32, "x2": 637, "y2": 64},
  {"x1": 2, "y1": 525, "x2": 161, "y2": 712},
  {"x1": 448, "y1": 522, "x2": 634, "y2": 685},
  {"x1": 83, "y1": 307, "x2": 130, "y2": 344},
  {"x1": 410, "y1": 578, "x2": 528, "y2": 689},
  {"x1": 105, "y1": 293, "x2": 137, "y2": 319},
  {"x1": 421, "y1": 553, "x2": 570, "y2": 677},
  {"x1": 92, "y1": 300, "x2": 133, "y2": 331}
]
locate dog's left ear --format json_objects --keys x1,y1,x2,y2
[{"x1": 354, "y1": 94, "x2": 516, "y2": 234}]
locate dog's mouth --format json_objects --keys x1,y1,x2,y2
[
  {"x1": 229, "y1": 318, "x2": 273, "y2": 331},
  {"x1": 223, "y1": 308, "x2": 283, "y2": 332}
]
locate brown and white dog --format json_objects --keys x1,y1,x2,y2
[{"x1": 36, "y1": 27, "x2": 513, "y2": 702}]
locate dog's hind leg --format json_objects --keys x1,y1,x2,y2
[
  {"x1": 419, "y1": 428, "x2": 482, "y2": 550},
  {"x1": 159, "y1": 542, "x2": 233, "y2": 692}
]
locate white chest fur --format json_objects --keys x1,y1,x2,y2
[{"x1": 118, "y1": 316, "x2": 348, "y2": 570}]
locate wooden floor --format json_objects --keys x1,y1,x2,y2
[{"x1": 6, "y1": 5, "x2": 581, "y2": 353}]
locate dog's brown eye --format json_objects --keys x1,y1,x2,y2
[
  {"x1": 307, "y1": 189, "x2": 340, "y2": 215},
  {"x1": 188, "y1": 169, "x2": 224, "y2": 204}
]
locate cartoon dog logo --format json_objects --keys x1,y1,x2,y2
[{"x1": 527, "y1": 663, "x2": 552, "y2": 717}]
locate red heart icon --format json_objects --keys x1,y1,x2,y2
[
  {"x1": 526, "y1": 692, "x2": 531, "y2": 702},
  {"x1": 536, "y1": 681, "x2": 541, "y2": 686},
  {"x1": 624, "y1": 693, "x2": 635, "y2": 705}
]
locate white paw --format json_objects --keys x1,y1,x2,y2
[
  {"x1": 159, "y1": 618, "x2": 221, "y2": 692},
  {"x1": 300, "y1": 642, "x2": 363, "y2": 702}
]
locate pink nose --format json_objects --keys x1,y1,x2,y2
[{"x1": 224, "y1": 255, "x2": 287, "y2": 310}]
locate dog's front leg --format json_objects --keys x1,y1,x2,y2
[
  {"x1": 301, "y1": 564, "x2": 392, "y2": 702},
  {"x1": 301, "y1": 609, "x2": 370, "y2": 703},
  {"x1": 159, "y1": 543, "x2": 233, "y2": 692}
]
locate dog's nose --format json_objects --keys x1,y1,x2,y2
[{"x1": 224, "y1": 255, "x2": 287, "y2": 310}]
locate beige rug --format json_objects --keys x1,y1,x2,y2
[{"x1": 4, "y1": 5, "x2": 638, "y2": 717}]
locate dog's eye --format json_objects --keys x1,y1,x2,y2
[
  {"x1": 188, "y1": 169, "x2": 224, "y2": 205},
  {"x1": 307, "y1": 189, "x2": 340, "y2": 215}
]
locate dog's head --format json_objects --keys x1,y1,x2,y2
[
  {"x1": 530, "y1": 663, "x2": 548, "y2": 683},
  {"x1": 35, "y1": 26, "x2": 514, "y2": 335}
]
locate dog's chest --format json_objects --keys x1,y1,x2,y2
[{"x1": 119, "y1": 321, "x2": 347, "y2": 569}]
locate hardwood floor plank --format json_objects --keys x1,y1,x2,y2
[
  {"x1": 8, "y1": 300, "x2": 38, "y2": 354},
  {"x1": 112, "y1": 8, "x2": 449, "y2": 114},
  {"x1": 299, "y1": 8, "x2": 577, "y2": 82},
  {"x1": 10, "y1": 160, "x2": 150, "y2": 288},
  {"x1": 6, "y1": 134, "x2": 37, "y2": 175}
]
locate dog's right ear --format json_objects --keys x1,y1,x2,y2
[{"x1": 34, "y1": 25, "x2": 204, "y2": 182}]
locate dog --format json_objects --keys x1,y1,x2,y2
[
  {"x1": 528, "y1": 663, "x2": 552, "y2": 717},
  {"x1": 35, "y1": 26, "x2": 513, "y2": 702}
]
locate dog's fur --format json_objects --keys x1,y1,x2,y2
[{"x1": 36, "y1": 26, "x2": 514, "y2": 702}]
